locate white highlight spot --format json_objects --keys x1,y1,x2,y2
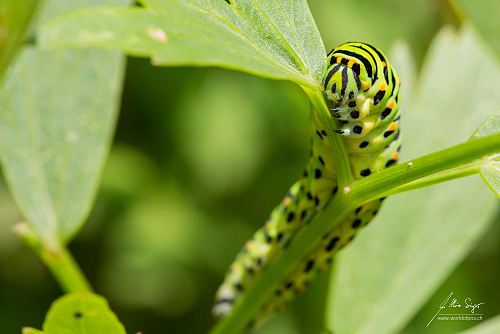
[
  {"x1": 14, "y1": 222, "x2": 29, "y2": 236},
  {"x1": 66, "y1": 131, "x2": 79, "y2": 143},
  {"x1": 344, "y1": 186, "x2": 350, "y2": 194},
  {"x1": 407, "y1": 162, "x2": 413, "y2": 167},
  {"x1": 360, "y1": 98, "x2": 371, "y2": 116},
  {"x1": 147, "y1": 28, "x2": 168, "y2": 43}
]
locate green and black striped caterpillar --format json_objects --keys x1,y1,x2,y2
[{"x1": 213, "y1": 42, "x2": 402, "y2": 329}]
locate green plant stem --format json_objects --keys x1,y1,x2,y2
[
  {"x1": 209, "y1": 133, "x2": 500, "y2": 334},
  {"x1": 368, "y1": 163, "x2": 480, "y2": 200},
  {"x1": 444, "y1": 0, "x2": 466, "y2": 25},
  {"x1": 303, "y1": 86, "x2": 354, "y2": 189},
  {"x1": 40, "y1": 245, "x2": 93, "y2": 293},
  {"x1": 14, "y1": 222, "x2": 92, "y2": 293},
  {"x1": 348, "y1": 134, "x2": 500, "y2": 203}
]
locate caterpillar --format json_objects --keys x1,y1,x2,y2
[{"x1": 213, "y1": 42, "x2": 402, "y2": 329}]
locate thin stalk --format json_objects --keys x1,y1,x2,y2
[
  {"x1": 444, "y1": 0, "x2": 466, "y2": 25},
  {"x1": 368, "y1": 163, "x2": 481, "y2": 201},
  {"x1": 14, "y1": 222, "x2": 92, "y2": 293},
  {"x1": 303, "y1": 86, "x2": 354, "y2": 189},
  {"x1": 348, "y1": 133, "x2": 500, "y2": 203}
]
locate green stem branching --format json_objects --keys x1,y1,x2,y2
[{"x1": 14, "y1": 222, "x2": 92, "y2": 293}]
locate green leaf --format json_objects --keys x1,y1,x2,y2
[
  {"x1": 471, "y1": 110, "x2": 500, "y2": 140},
  {"x1": 0, "y1": 0, "x2": 127, "y2": 247},
  {"x1": 479, "y1": 168, "x2": 500, "y2": 199},
  {"x1": 454, "y1": 0, "x2": 500, "y2": 61},
  {"x1": 327, "y1": 25, "x2": 500, "y2": 334},
  {"x1": 37, "y1": 0, "x2": 354, "y2": 189},
  {"x1": 28, "y1": 292, "x2": 126, "y2": 334},
  {"x1": 37, "y1": 0, "x2": 326, "y2": 88},
  {"x1": 470, "y1": 110, "x2": 500, "y2": 199},
  {"x1": 459, "y1": 315, "x2": 500, "y2": 334},
  {"x1": 0, "y1": 0, "x2": 40, "y2": 82}
]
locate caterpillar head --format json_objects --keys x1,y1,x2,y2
[
  {"x1": 323, "y1": 62, "x2": 372, "y2": 124},
  {"x1": 324, "y1": 64, "x2": 360, "y2": 104}
]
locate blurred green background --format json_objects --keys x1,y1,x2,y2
[{"x1": 1, "y1": 0, "x2": 499, "y2": 333}]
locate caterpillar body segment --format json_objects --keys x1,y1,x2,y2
[{"x1": 213, "y1": 42, "x2": 402, "y2": 330}]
